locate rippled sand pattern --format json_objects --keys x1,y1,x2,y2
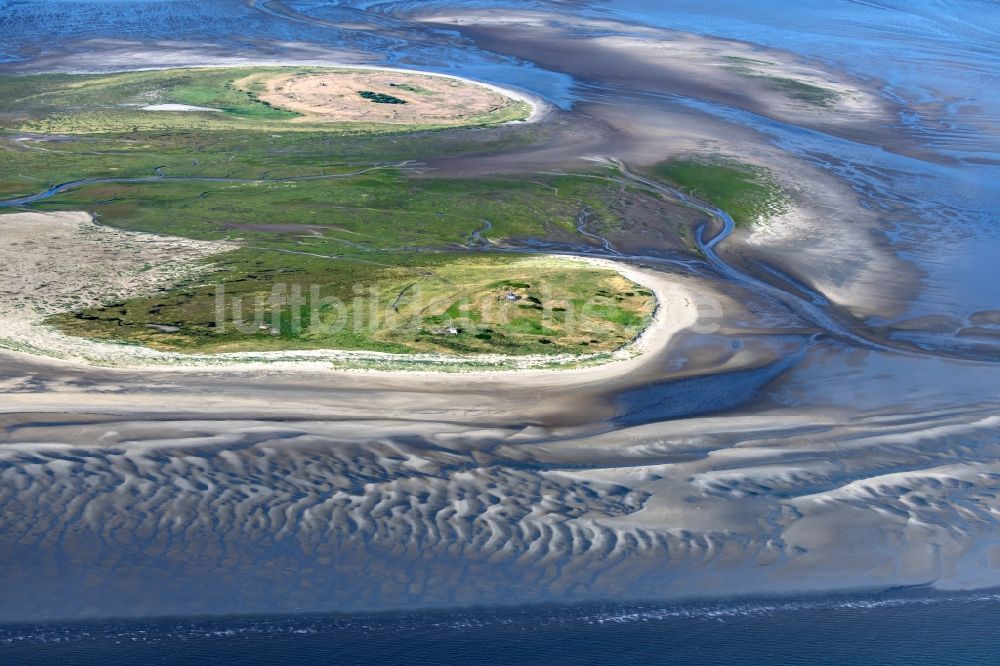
[
  {"x1": 2, "y1": 0, "x2": 1000, "y2": 623},
  {"x1": 2, "y1": 398, "x2": 999, "y2": 618}
]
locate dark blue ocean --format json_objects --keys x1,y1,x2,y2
[
  {"x1": 2, "y1": 1, "x2": 1000, "y2": 662},
  {"x1": 3, "y1": 590, "x2": 999, "y2": 665}
]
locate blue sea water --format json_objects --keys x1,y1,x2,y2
[
  {"x1": 3, "y1": 590, "x2": 1000, "y2": 664},
  {"x1": 2, "y1": 0, "x2": 1000, "y2": 658}
]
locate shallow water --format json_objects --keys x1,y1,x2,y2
[
  {"x1": 3, "y1": 589, "x2": 1000, "y2": 665},
  {"x1": 1, "y1": 0, "x2": 1000, "y2": 628}
]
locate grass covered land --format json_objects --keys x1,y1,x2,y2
[
  {"x1": 29, "y1": 164, "x2": 656, "y2": 356},
  {"x1": 49, "y1": 255, "x2": 654, "y2": 356},
  {"x1": 724, "y1": 58, "x2": 841, "y2": 108},
  {"x1": 649, "y1": 158, "x2": 789, "y2": 227},
  {"x1": 0, "y1": 67, "x2": 531, "y2": 134},
  {"x1": 0, "y1": 67, "x2": 662, "y2": 358},
  {"x1": 0, "y1": 125, "x2": 541, "y2": 199}
]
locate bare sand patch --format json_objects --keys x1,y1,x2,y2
[
  {"x1": 0, "y1": 211, "x2": 234, "y2": 360},
  {"x1": 241, "y1": 69, "x2": 523, "y2": 126},
  {"x1": 141, "y1": 103, "x2": 222, "y2": 112},
  {"x1": 0, "y1": 212, "x2": 697, "y2": 375}
]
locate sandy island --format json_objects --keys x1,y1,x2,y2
[
  {"x1": 61, "y1": 62, "x2": 549, "y2": 126},
  {"x1": 0, "y1": 211, "x2": 697, "y2": 378},
  {"x1": 239, "y1": 68, "x2": 521, "y2": 125},
  {"x1": 4, "y1": 25, "x2": 1000, "y2": 623}
]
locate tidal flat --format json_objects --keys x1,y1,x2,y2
[{"x1": 0, "y1": 0, "x2": 999, "y2": 632}]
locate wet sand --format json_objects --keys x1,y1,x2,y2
[
  {"x1": 1, "y1": 0, "x2": 999, "y2": 621},
  {"x1": 3, "y1": 341, "x2": 1000, "y2": 620},
  {"x1": 416, "y1": 10, "x2": 899, "y2": 148}
]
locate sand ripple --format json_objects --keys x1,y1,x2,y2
[{"x1": 2, "y1": 401, "x2": 999, "y2": 619}]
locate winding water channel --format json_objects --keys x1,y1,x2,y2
[
  {"x1": 1, "y1": 0, "x2": 999, "y2": 626},
  {"x1": 0, "y1": 162, "x2": 412, "y2": 208},
  {"x1": 3, "y1": 151, "x2": 992, "y2": 367}
]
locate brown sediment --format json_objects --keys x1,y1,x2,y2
[{"x1": 239, "y1": 69, "x2": 521, "y2": 126}]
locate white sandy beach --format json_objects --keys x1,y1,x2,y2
[{"x1": 0, "y1": 211, "x2": 697, "y2": 381}]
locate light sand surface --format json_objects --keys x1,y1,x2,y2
[
  {"x1": 0, "y1": 211, "x2": 233, "y2": 359},
  {"x1": 244, "y1": 69, "x2": 519, "y2": 125},
  {"x1": 141, "y1": 103, "x2": 222, "y2": 112},
  {"x1": 0, "y1": 211, "x2": 697, "y2": 378},
  {"x1": 2, "y1": 351, "x2": 999, "y2": 619}
]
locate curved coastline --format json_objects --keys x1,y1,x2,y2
[
  {"x1": 0, "y1": 64, "x2": 568, "y2": 377},
  {"x1": 17, "y1": 61, "x2": 551, "y2": 125},
  {"x1": 5, "y1": 1, "x2": 1000, "y2": 623},
  {"x1": 0, "y1": 211, "x2": 696, "y2": 379}
]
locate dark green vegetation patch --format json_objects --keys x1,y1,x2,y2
[
  {"x1": 358, "y1": 90, "x2": 408, "y2": 104},
  {"x1": 389, "y1": 82, "x2": 433, "y2": 95},
  {"x1": 725, "y1": 62, "x2": 841, "y2": 107},
  {"x1": 0, "y1": 67, "x2": 528, "y2": 134},
  {"x1": 649, "y1": 158, "x2": 789, "y2": 227}
]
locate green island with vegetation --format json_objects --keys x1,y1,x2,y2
[
  {"x1": 723, "y1": 57, "x2": 841, "y2": 108},
  {"x1": 0, "y1": 68, "x2": 791, "y2": 364},
  {"x1": 0, "y1": 67, "x2": 672, "y2": 361},
  {"x1": 0, "y1": 67, "x2": 531, "y2": 134}
]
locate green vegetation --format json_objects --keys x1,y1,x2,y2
[
  {"x1": 49, "y1": 255, "x2": 653, "y2": 356},
  {"x1": 0, "y1": 67, "x2": 529, "y2": 134},
  {"x1": 0, "y1": 68, "x2": 302, "y2": 133},
  {"x1": 0, "y1": 124, "x2": 543, "y2": 200},
  {"x1": 389, "y1": 83, "x2": 434, "y2": 95},
  {"x1": 650, "y1": 158, "x2": 790, "y2": 227},
  {"x1": 0, "y1": 68, "x2": 668, "y2": 360},
  {"x1": 722, "y1": 56, "x2": 776, "y2": 67},
  {"x1": 358, "y1": 90, "x2": 407, "y2": 104},
  {"x1": 31, "y1": 165, "x2": 649, "y2": 355},
  {"x1": 725, "y1": 61, "x2": 840, "y2": 107},
  {"x1": 758, "y1": 75, "x2": 840, "y2": 107},
  {"x1": 29, "y1": 169, "x2": 622, "y2": 247}
]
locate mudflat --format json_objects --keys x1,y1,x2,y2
[{"x1": 2, "y1": 0, "x2": 999, "y2": 626}]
